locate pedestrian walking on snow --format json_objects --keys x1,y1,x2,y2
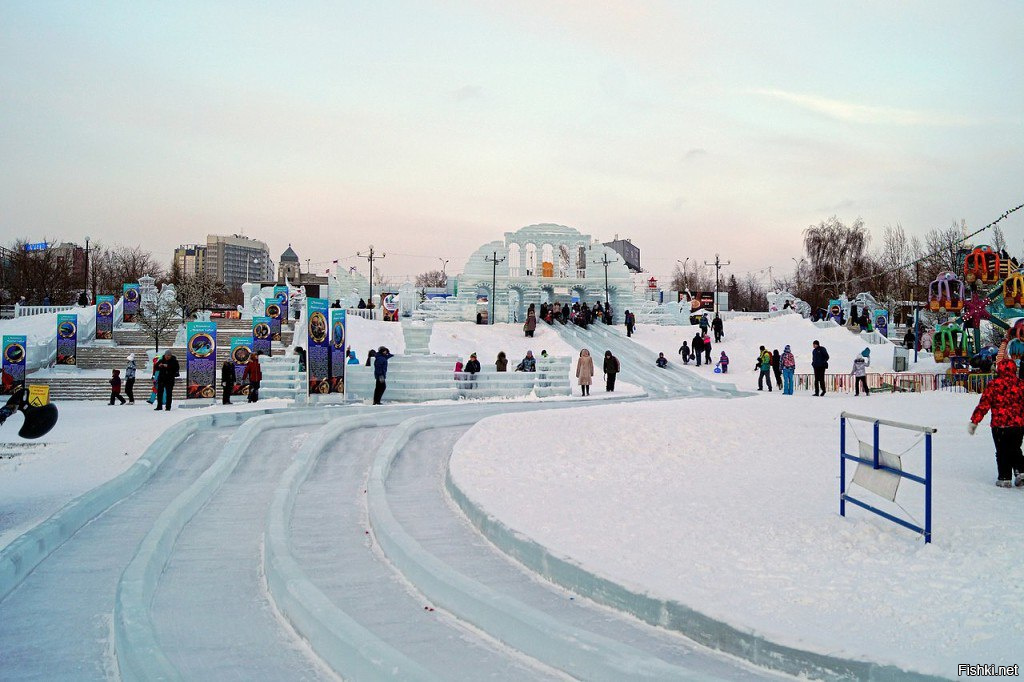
[
  {"x1": 154, "y1": 350, "x2": 180, "y2": 411},
  {"x1": 109, "y1": 369, "x2": 126, "y2": 405},
  {"x1": 781, "y1": 345, "x2": 796, "y2": 395},
  {"x1": 124, "y1": 354, "x2": 137, "y2": 404},
  {"x1": 221, "y1": 358, "x2": 235, "y2": 405},
  {"x1": 576, "y1": 349, "x2": 594, "y2": 396},
  {"x1": 692, "y1": 333, "x2": 704, "y2": 367},
  {"x1": 717, "y1": 351, "x2": 729, "y2": 373},
  {"x1": 771, "y1": 349, "x2": 782, "y2": 390},
  {"x1": 702, "y1": 333, "x2": 712, "y2": 365},
  {"x1": 373, "y1": 346, "x2": 392, "y2": 404},
  {"x1": 851, "y1": 352, "x2": 870, "y2": 396},
  {"x1": 603, "y1": 350, "x2": 619, "y2": 392},
  {"x1": 755, "y1": 346, "x2": 772, "y2": 391},
  {"x1": 624, "y1": 310, "x2": 635, "y2": 337},
  {"x1": 243, "y1": 351, "x2": 263, "y2": 403},
  {"x1": 969, "y1": 358, "x2": 1024, "y2": 487},
  {"x1": 678, "y1": 342, "x2": 690, "y2": 364},
  {"x1": 712, "y1": 314, "x2": 724, "y2": 343},
  {"x1": 811, "y1": 340, "x2": 830, "y2": 396}
]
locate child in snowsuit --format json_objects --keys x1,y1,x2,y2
[
  {"x1": 755, "y1": 346, "x2": 772, "y2": 391},
  {"x1": 109, "y1": 369, "x2": 126, "y2": 405},
  {"x1": 969, "y1": 358, "x2": 1024, "y2": 487},
  {"x1": 851, "y1": 354, "x2": 870, "y2": 396},
  {"x1": 678, "y1": 342, "x2": 690, "y2": 364},
  {"x1": 656, "y1": 353, "x2": 668, "y2": 368},
  {"x1": 717, "y1": 351, "x2": 729, "y2": 373}
]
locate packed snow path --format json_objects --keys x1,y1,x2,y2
[{"x1": 2, "y1": 401, "x2": 789, "y2": 680}]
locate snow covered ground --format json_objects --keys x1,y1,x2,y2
[
  {"x1": 625, "y1": 314, "x2": 942, "y2": 384},
  {"x1": 345, "y1": 315, "x2": 406, "y2": 357},
  {"x1": 0, "y1": 399, "x2": 288, "y2": 550},
  {"x1": 429, "y1": 321, "x2": 574, "y2": 363},
  {"x1": 450, "y1": 390, "x2": 1021, "y2": 677}
]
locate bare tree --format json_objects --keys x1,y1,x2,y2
[
  {"x1": 136, "y1": 297, "x2": 180, "y2": 354},
  {"x1": 991, "y1": 224, "x2": 1007, "y2": 254},
  {"x1": 8, "y1": 238, "x2": 77, "y2": 305},
  {"x1": 415, "y1": 270, "x2": 447, "y2": 288},
  {"x1": 802, "y1": 216, "x2": 871, "y2": 308},
  {"x1": 174, "y1": 273, "x2": 224, "y2": 323}
]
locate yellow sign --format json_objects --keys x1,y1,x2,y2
[{"x1": 28, "y1": 384, "x2": 49, "y2": 407}]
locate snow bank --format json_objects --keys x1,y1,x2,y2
[
  {"x1": 345, "y1": 316, "x2": 405, "y2": 357},
  {"x1": 625, "y1": 315, "x2": 942, "y2": 381},
  {"x1": 451, "y1": 391, "x2": 1020, "y2": 677},
  {"x1": 429, "y1": 322, "x2": 573, "y2": 365}
]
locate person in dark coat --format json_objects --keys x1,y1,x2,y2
[
  {"x1": 154, "y1": 350, "x2": 180, "y2": 411},
  {"x1": 357, "y1": 298, "x2": 367, "y2": 309},
  {"x1": 496, "y1": 351, "x2": 508, "y2": 372},
  {"x1": 243, "y1": 352, "x2": 262, "y2": 403},
  {"x1": 624, "y1": 310, "x2": 635, "y2": 337},
  {"x1": 656, "y1": 352, "x2": 668, "y2": 368},
  {"x1": 464, "y1": 353, "x2": 481, "y2": 390},
  {"x1": 712, "y1": 315, "x2": 724, "y2": 343},
  {"x1": 373, "y1": 346, "x2": 392, "y2": 404},
  {"x1": 77, "y1": 291, "x2": 89, "y2": 306},
  {"x1": 811, "y1": 340, "x2": 830, "y2": 396},
  {"x1": 903, "y1": 329, "x2": 915, "y2": 350},
  {"x1": 365, "y1": 348, "x2": 376, "y2": 367},
  {"x1": 221, "y1": 359, "x2": 236, "y2": 405},
  {"x1": 969, "y1": 358, "x2": 1024, "y2": 486},
  {"x1": 109, "y1": 369, "x2": 126, "y2": 405},
  {"x1": 524, "y1": 304, "x2": 537, "y2": 337},
  {"x1": 603, "y1": 350, "x2": 619, "y2": 392},
  {"x1": 771, "y1": 349, "x2": 782, "y2": 389},
  {"x1": 294, "y1": 346, "x2": 306, "y2": 372},
  {"x1": 692, "y1": 332, "x2": 704, "y2": 367},
  {"x1": 678, "y1": 342, "x2": 690, "y2": 364}
]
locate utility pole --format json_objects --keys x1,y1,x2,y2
[
  {"x1": 484, "y1": 251, "x2": 505, "y2": 325},
  {"x1": 704, "y1": 253, "x2": 731, "y2": 315},
  {"x1": 357, "y1": 245, "x2": 386, "y2": 312},
  {"x1": 84, "y1": 236, "x2": 91, "y2": 302},
  {"x1": 593, "y1": 252, "x2": 619, "y2": 308}
]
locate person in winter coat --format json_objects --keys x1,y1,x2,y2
[
  {"x1": 221, "y1": 359, "x2": 236, "y2": 405},
  {"x1": 702, "y1": 333, "x2": 712, "y2": 365},
  {"x1": 124, "y1": 354, "x2": 137, "y2": 404},
  {"x1": 781, "y1": 345, "x2": 796, "y2": 395},
  {"x1": 712, "y1": 315, "x2": 724, "y2": 343},
  {"x1": 851, "y1": 354, "x2": 870, "y2": 396},
  {"x1": 147, "y1": 356, "x2": 160, "y2": 404},
  {"x1": 453, "y1": 359, "x2": 464, "y2": 387},
  {"x1": 154, "y1": 350, "x2": 180, "y2": 411},
  {"x1": 373, "y1": 346, "x2": 392, "y2": 405},
  {"x1": 771, "y1": 349, "x2": 782, "y2": 390},
  {"x1": 243, "y1": 352, "x2": 263, "y2": 403},
  {"x1": 576, "y1": 349, "x2": 594, "y2": 396},
  {"x1": 347, "y1": 350, "x2": 360, "y2": 365},
  {"x1": 692, "y1": 333, "x2": 704, "y2": 367},
  {"x1": 294, "y1": 346, "x2": 306, "y2": 372},
  {"x1": 699, "y1": 314, "x2": 710, "y2": 336},
  {"x1": 755, "y1": 346, "x2": 772, "y2": 392},
  {"x1": 656, "y1": 352, "x2": 668, "y2": 368},
  {"x1": 811, "y1": 340, "x2": 830, "y2": 396},
  {"x1": 524, "y1": 304, "x2": 537, "y2": 337},
  {"x1": 357, "y1": 298, "x2": 367, "y2": 309},
  {"x1": 109, "y1": 369, "x2": 126, "y2": 405},
  {"x1": 678, "y1": 342, "x2": 690, "y2": 364},
  {"x1": 624, "y1": 310, "x2": 635, "y2": 337},
  {"x1": 552, "y1": 301, "x2": 562, "y2": 323},
  {"x1": 603, "y1": 350, "x2": 619, "y2": 392},
  {"x1": 365, "y1": 348, "x2": 376, "y2": 367},
  {"x1": 903, "y1": 329, "x2": 916, "y2": 350},
  {"x1": 464, "y1": 353, "x2": 481, "y2": 390},
  {"x1": 496, "y1": 351, "x2": 508, "y2": 372},
  {"x1": 969, "y1": 358, "x2": 1024, "y2": 487},
  {"x1": 515, "y1": 350, "x2": 536, "y2": 372},
  {"x1": 717, "y1": 351, "x2": 729, "y2": 373}
]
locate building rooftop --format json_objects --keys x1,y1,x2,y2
[{"x1": 280, "y1": 244, "x2": 299, "y2": 262}]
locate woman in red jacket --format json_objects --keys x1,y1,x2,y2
[{"x1": 969, "y1": 358, "x2": 1024, "y2": 487}]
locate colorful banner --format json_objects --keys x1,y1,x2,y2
[
  {"x1": 874, "y1": 309, "x2": 889, "y2": 338},
  {"x1": 122, "y1": 283, "x2": 141, "y2": 323},
  {"x1": 307, "y1": 297, "x2": 329, "y2": 395},
  {"x1": 96, "y1": 295, "x2": 114, "y2": 340},
  {"x1": 230, "y1": 337, "x2": 252, "y2": 395},
  {"x1": 1, "y1": 335, "x2": 27, "y2": 395},
  {"x1": 827, "y1": 299, "x2": 843, "y2": 324},
  {"x1": 380, "y1": 292, "x2": 399, "y2": 322},
  {"x1": 265, "y1": 299, "x2": 283, "y2": 341},
  {"x1": 329, "y1": 308, "x2": 346, "y2": 394},
  {"x1": 252, "y1": 315, "x2": 272, "y2": 357},
  {"x1": 56, "y1": 313, "x2": 78, "y2": 366},
  {"x1": 274, "y1": 285, "x2": 289, "y2": 323},
  {"x1": 185, "y1": 320, "x2": 217, "y2": 400}
]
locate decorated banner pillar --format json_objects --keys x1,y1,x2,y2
[
  {"x1": 873, "y1": 309, "x2": 889, "y2": 338},
  {"x1": 185, "y1": 320, "x2": 217, "y2": 401},
  {"x1": 307, "y1": 297, "x2": 329, "y2": 395},
  {"x1": 252, "y1": 315, "x2": 272, "y2": 357},
  {"x1": 56, "y1": 314, "x2": 78, "y2": 367},
  {"x1": 122, "y1": 283, "x2": 141, "y2": 323},
  {"x1": 96, "y1": 295, "x2": 115, "y2": 340},
  {"x1": 229, "y1": 337, "x2": 251, "y2": 396},
  {"x1": 274, "y1": 285, "x2": 289, "y2": 323},
  {"x1": 265, "y1": 299, "x2": 283, "y2": 342},
  {"x1": 329, "y1": 308, "x2": 346, "y2": 394},
  {"x1": 1, "y1": 335, "x2": 27, "y2": 395}
]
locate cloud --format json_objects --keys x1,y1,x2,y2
[
  {"x1": 684, "y1": 148, "x2": 707, "y2": 160},
  {"x1": 450, "y1": 85, "x2": 484, "y2": 102},
  {"x1": 753, "y1": 89, "x2": 974, "y2": 127}
]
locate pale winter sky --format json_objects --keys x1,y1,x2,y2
[{"x1": 1, "y1": 1, "x2": 1022, "y2": 284}]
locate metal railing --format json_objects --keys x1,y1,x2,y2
[{"x1": 14, "y1": 304, "x2": 76, "y2": 318}]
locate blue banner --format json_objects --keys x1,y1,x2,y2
[
  {"x1": 1, "y1": 335, "x2": 26, "y2": 395},
  {"x1": 186, "y1": 320, "x2": 217, "y2": 400},
  {"x1": 230, "y1": 337, "x2": 251, "y2": 396},
  {"x1": 57, "y1": 314, "x2": 78, "y2": 366},
  {"x1": 873, "y1": 309, "x2": 889, "y2": 338},
  {"x1": 329, "y1": 308, "x2": 346, "y2": 394},
  {"x1": 96, "y1": 295, "x2": 115, "y2": 340},
  {"x1": 827, "y1": 299, "x2": 843, "y2": 324},
  {"x1": 307, "y1": 297, "x2": 329, "y2": 395},
  {"x1": 265, "y1": 299, "x2": 283, "y2": 341},
  {"x1": 274, "y1": 285, "x2": 289, "y2": 323},
  {"x1": 122, "y1": 283, "x2": 141, "y2": 323},
  {"x1": 252, "y1": 315, "x2": 272, "y2": 357}
]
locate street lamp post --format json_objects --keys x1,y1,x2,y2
[
  {"x1": 676, "y1": 257, "x2": 690, "y2": 293},
  {"x1": 358, "y1": 246, "x2": 386, "y2": 313},
  {"x1": 438, "y1": 257, "x2": 449, "y2": 285},
  {"x1": 84, "y1": 236, "x2": 90, "y2": 301},
  {"x1": 484, "y1": 251, "x2": 505, "y2": 325}
]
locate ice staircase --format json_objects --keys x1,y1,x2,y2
[
  {"x1": 345, "y1": 355, "x2": 571, "y2": 402},
  {"x1": 553, "y1": 322, "x2": 743, "y2": 399},
  {"x1": 401, "y1": 320, "x2": 433, "y2": 355},
  {"x1": 258, "y1": 354, "x2": 304, "y2": 400}
]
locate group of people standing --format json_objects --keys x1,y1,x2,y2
[
  {"x1": 524, "y1": 300, "x2": 614, "y2": 337},
  {"x1": 574, "y1": 348, "x2": 620, "y2": 395}
]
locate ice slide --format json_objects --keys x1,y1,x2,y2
[{"x1": 0, "y1": 402, "x2": 792, "y2": 681}]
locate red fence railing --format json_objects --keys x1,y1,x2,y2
[{"x1": 792, "y1": 372, "x2": 993, "y2": 394}]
